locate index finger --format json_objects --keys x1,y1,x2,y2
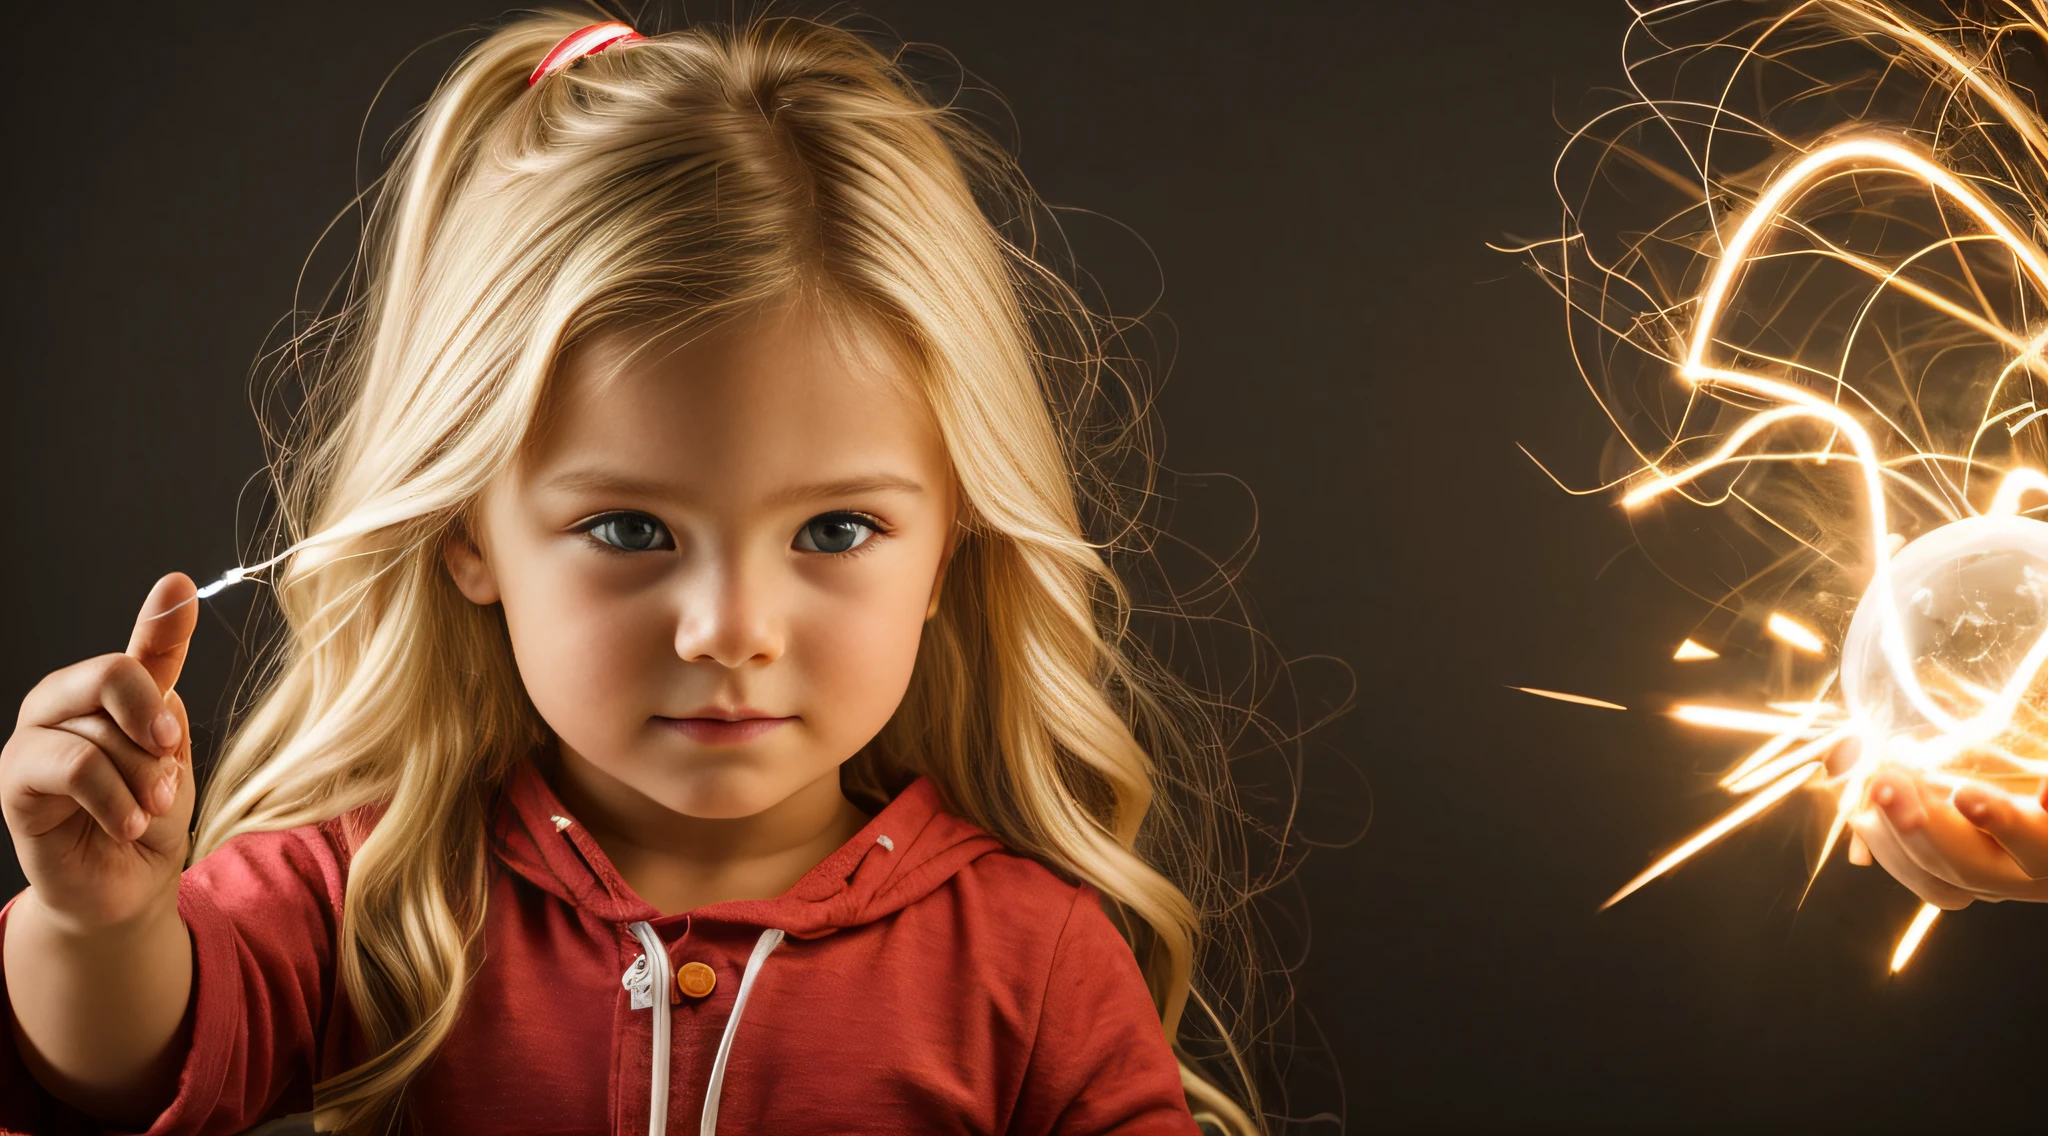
[
  {"x1": 1954, "y1": 786, "x2": 2048, "y2": 881},
  {"x1": 126, "y1": 573, "x2": 198, "y2": 695}
]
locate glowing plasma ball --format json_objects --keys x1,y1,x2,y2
[{"x1": 1842, "y1": 514, "x2": 2048, "y2": 776}]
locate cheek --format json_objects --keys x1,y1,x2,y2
[
  {"x1": 791, "y1": 559, "x2": 933, "y2": 742},
  {"x1": 496, "y1": 552, "x2": 670, "y2": 741}
]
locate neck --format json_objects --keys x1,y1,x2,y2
[{"x1": 544, "y1": 748, "x2": 868, "y2": 915}]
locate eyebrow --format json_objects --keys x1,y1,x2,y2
[
  {"x1": 536, "y1": 469, "x2": 678, "y2": 500},
  {"x1": 537, "y1": 469, "x2": 925, "y2": 506},
  {"x1": 765, "y1": 475, "x2": 926, "y2": 506}
]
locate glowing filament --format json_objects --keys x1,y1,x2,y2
[{"x1": 1673, "y1": 639, "x2": 1720, "y2": 661}]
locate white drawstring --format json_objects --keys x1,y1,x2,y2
[
  {"x1": 625, "y1": 921, "x2": 673, "y2": 1136},
  {"x1": 623, "y1": 923, "x2": 784, "y2": 1136},
  {"x1": 700, "y1": 928, "x2": 785, "y2": 1136}
]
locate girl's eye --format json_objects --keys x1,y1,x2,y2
[
  {"x1": 793, "y1": 512, "x2": 879, "y2": 555},
  {"x1": 582, "y1": 512, "x2": 674, "y2": 553}
]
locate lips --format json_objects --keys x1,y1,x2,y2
[{"x1": 654, "y1": 710, "x2": 794, "y2": 746}]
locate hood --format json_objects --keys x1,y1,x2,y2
[{"x1": 491, "y1": 758, "x2": 1006, "y2": 936}]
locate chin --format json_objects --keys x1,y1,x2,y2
[{"x1": 658, "y1": 760, "x2": 804, "y2": 820}]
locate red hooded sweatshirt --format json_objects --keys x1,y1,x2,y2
[{"x1": 0, "y1": 763, "x2": 1201, "y2": 1134}]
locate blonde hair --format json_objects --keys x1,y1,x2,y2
[{"x1": 195, "y1": 9, "x2": 1266, "y2": 1131}]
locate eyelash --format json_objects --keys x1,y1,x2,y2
[
  {"x1": 571, "y1": 510, "x2": 891, "y2": 558},
  {"x1": 800, "y1": 511, "x2": 890, "y2": 558},
  {"x1": 574, "y1": 512, "x2": 674, "y2": 556}
]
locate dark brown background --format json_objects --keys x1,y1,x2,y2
[{"x1": 4, "y1": 2, "x2": 2044, "y2": 1130}]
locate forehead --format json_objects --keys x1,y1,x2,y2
[{"x1": 528, "y1": 304, "x2": 943, "y2": 494}]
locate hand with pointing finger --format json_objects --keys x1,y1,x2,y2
[
  {"x1": 2, "y1": 573, "x2": 199, "y2": 932},
  {"x1": 2, "y1": 573, "x2": 206, "y2": 1120}
]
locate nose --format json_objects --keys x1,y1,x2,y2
[{"x1": 672, "y1": 551, "x2": 785, "y2": 668}]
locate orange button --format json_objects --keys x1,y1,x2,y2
[{"x1": 676, "y1": 961, "x2": 717, "y2": 999}]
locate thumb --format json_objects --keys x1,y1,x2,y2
[
  {"x1": 126, "y1": 572, "x2": 200, "y2": 695},
  {"x1": 163, "y1": 687, "x2": 193, "y2": 765}
]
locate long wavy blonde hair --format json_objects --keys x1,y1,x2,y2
[{"x1": 193, "y1": 9, "x2": 1265, "y2": 1132}]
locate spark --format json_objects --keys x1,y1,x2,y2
[
  {"x1": 1765, "y1": 613, "x2": 1826, "y2": 655},
  {"x1": 194, "y1": 567, "x2": 248, "y2": 599},
  {"x1": 1601, "y1": 761, "x2": 1823, "y2": 910},
  {"x1": 1719, "y1": 724, "x2": 1815, "y2": 787},
  {"x1": 154, "y1": 531, "x2": 336, "y2": 620},
  {"x1": 1890, "y1": 903, "x2": 1942, "y2": 973},
  {"x1": 1510, "y1": 687, "x2": 1627, "y2": 711},
  {"x1": 1725, "y1": 728, "x2": 1848, "y2": 794},
  {"x1": 150, "y1": 530, "x2": 333, "y2": 621},
  {"x1": 1674, "y1": 639, "x2": 1720, "y2": 661},
  {"x1": 145, "y1": 564, "x2": 265, "y2": 622},
  {"x1": 1670, "y1": 705, "x2": 1825, "y2": 735}
]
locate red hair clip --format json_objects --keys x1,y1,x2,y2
[{"x1": 528, "y1": 21, "x2": 646, "y2": 87}]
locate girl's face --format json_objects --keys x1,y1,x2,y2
[{"x1": 446, "y1": 303, "x2": 956, "y2": 820}]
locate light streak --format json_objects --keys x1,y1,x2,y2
[
  {"x1": 158, "y1": 517, "x2": 365, "y2": 619},
  {"x1": 1510, "y1": 687, "x2": 1627, "y2": 711},
  {"x1": 1765, "y1": 613, "x2": 1826, "y2": 654},
  {"x1": 1601, "y1": 762, "x2": 1823, "y2": 909},
  {"x1": 143, "y1": 564, "x2": 261, "y2": 622},
  {"x1": 1890, "y1": 903, "x2": 1942, "y2": 972},
  {"x1": 1536, "y1": 0, "x2": 2048, "y2": 971},
  {"x1": 1725, "y1": 728, "x2": 1848, "y2": 794},
  {"x1": 1670, "y1": 705, "x2": 1825, "y2": 735},
  {"x1": 150, "y1": 559, "x2": 282, "y2": 621},
  {"x1": 1674, "y1": 639, "x2": 1720, "y2": 661},
  {"x1": 1719, "y1": 727, "x2": 1812, "y2": 788},
  {"x1": 1986, "y1": 467, "x2": 2048, "y2": 516},
  {"x1": 1764, "y1": 701, "x2": 1836, "y2": 716}
]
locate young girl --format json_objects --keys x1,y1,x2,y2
[{"x1": 0, "y1": 12, "x2": 1266, "y2": 1134}]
